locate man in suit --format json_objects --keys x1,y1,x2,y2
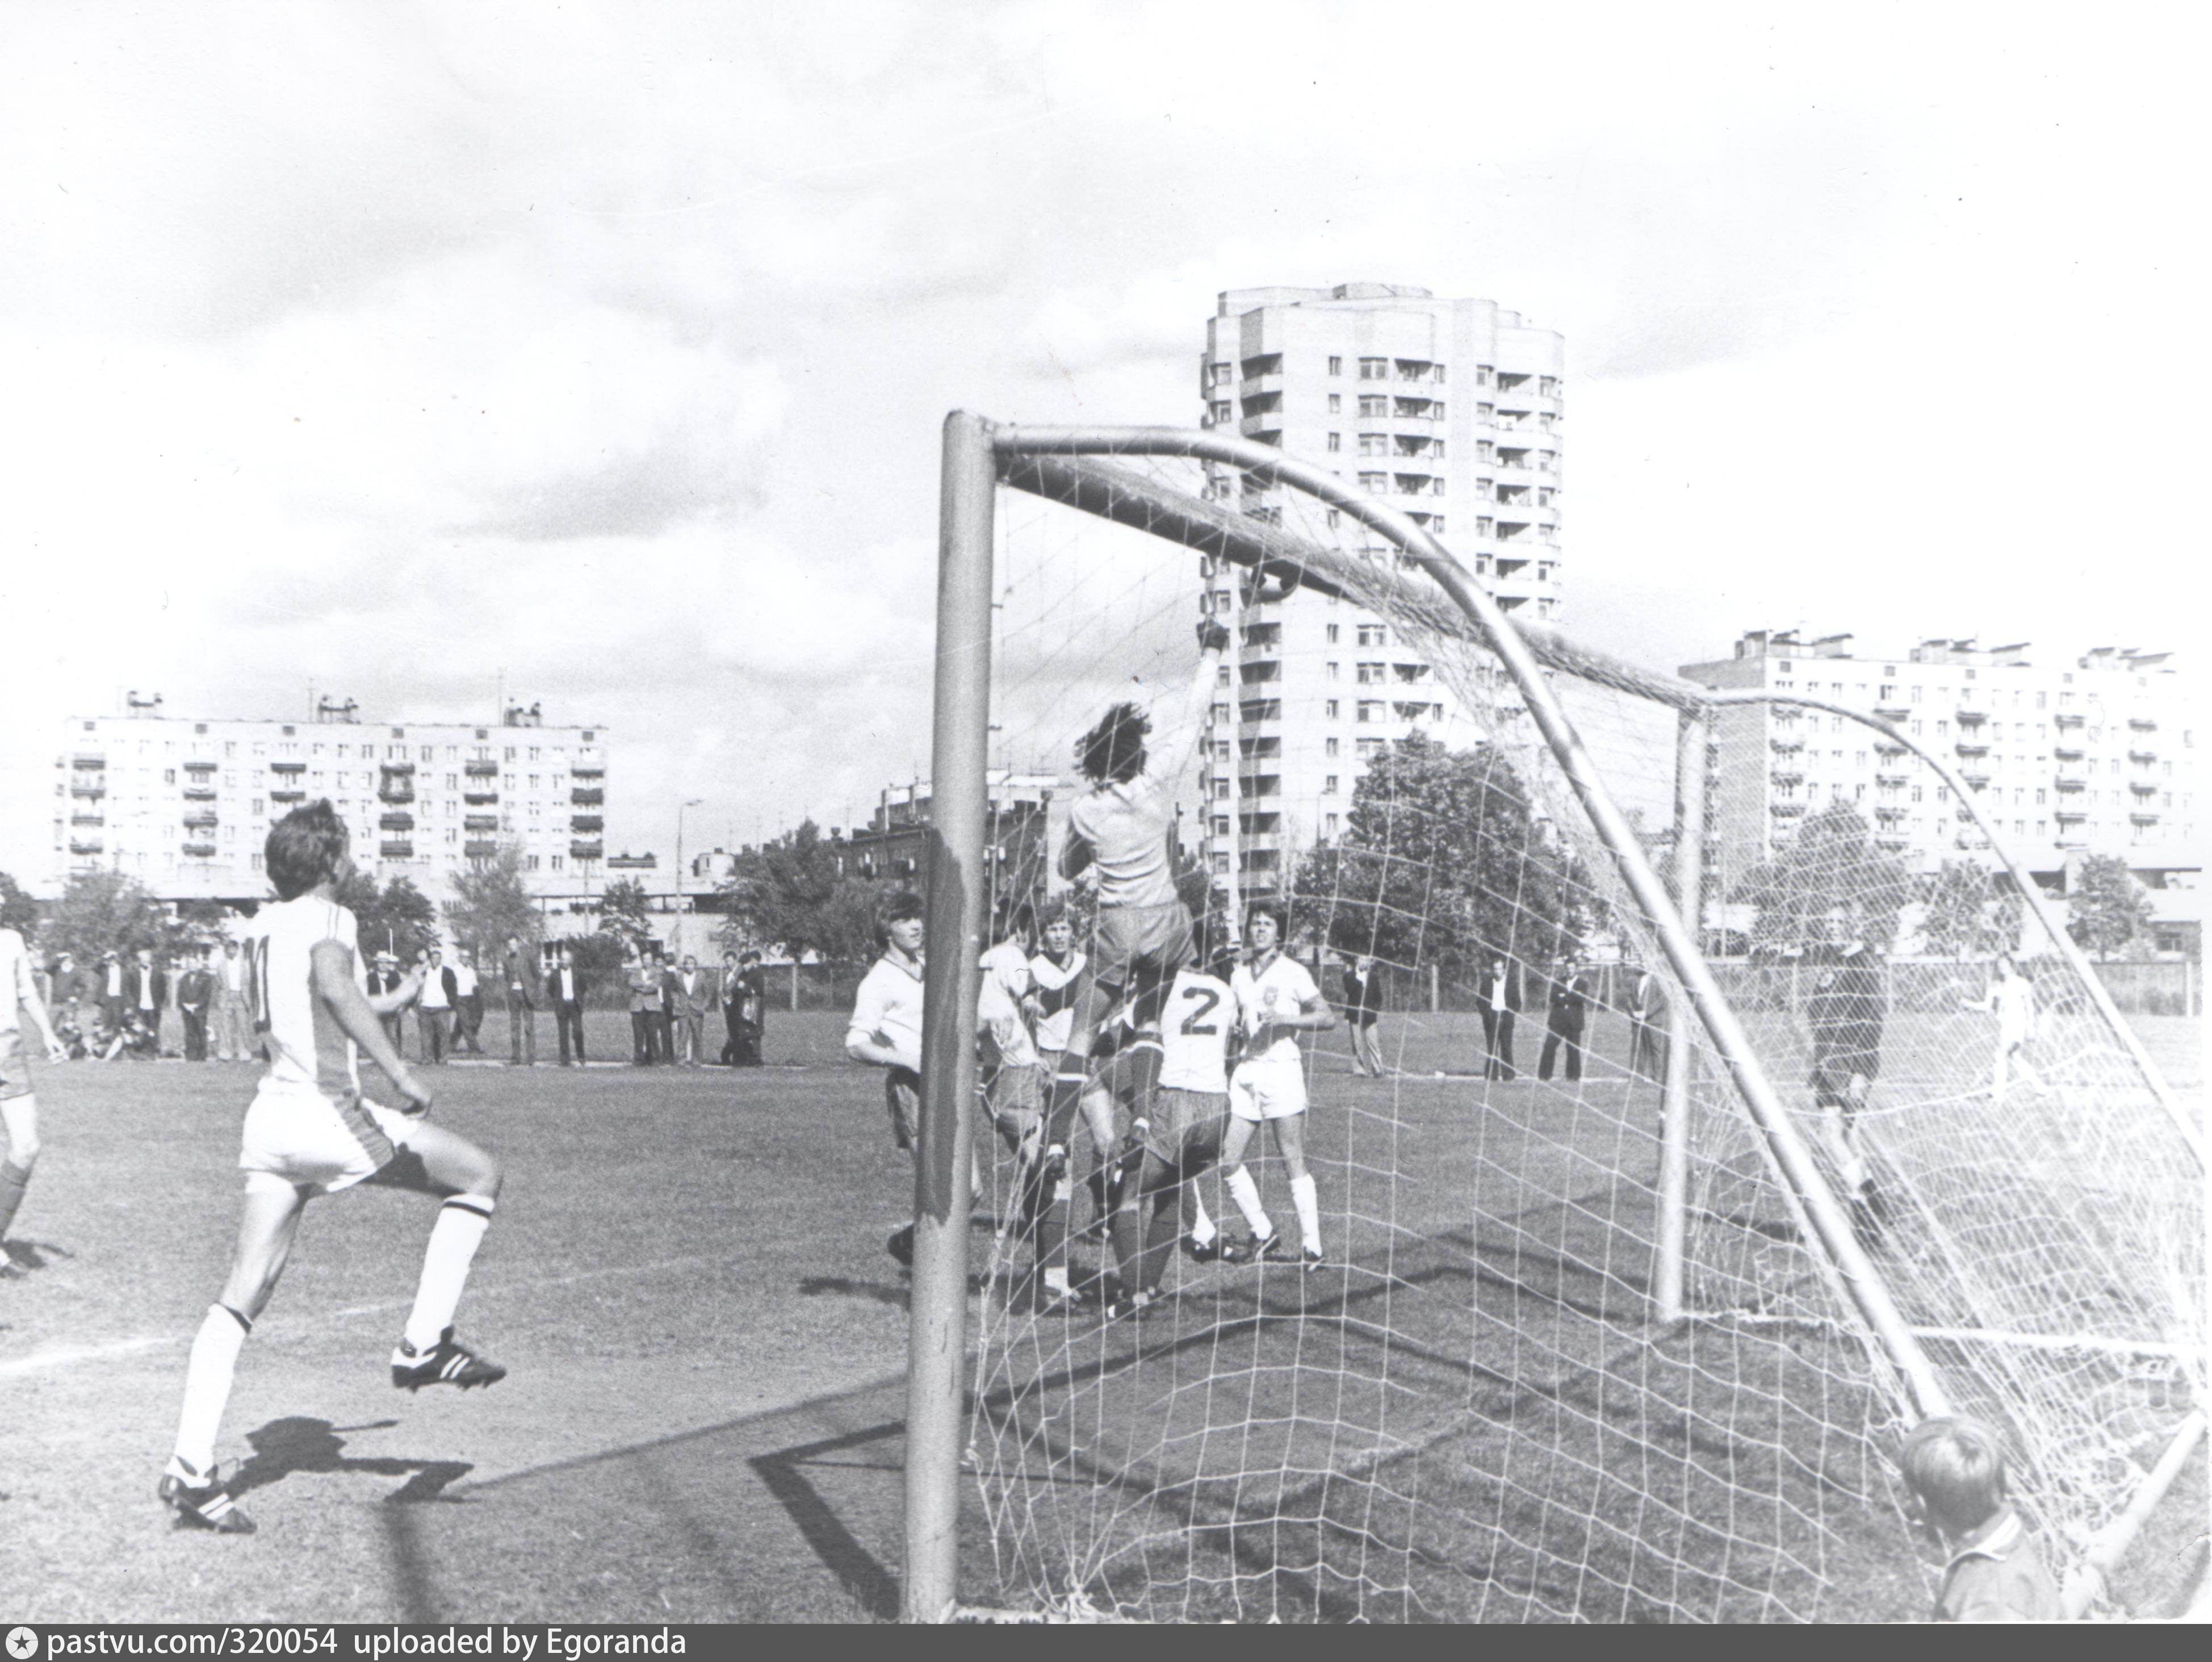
[
  {"x1": 417, "y1": 945, "x2": 455, "y2": 1065},
  {"x1": 368, "y1": 951, "x2": 409, "y2": 1052},
  {"x1": 673, "y1": 954, "x2": 713, "y2": 1066},
  {"x1": 1477, "y1": 956, "x2": 1520, "y2": 1081},
  {"x1": 176, "y1": 947, "x2": 215, "y2": 1062},
  {"x1": 718, "y1": 951, "x2": 744, "y2": 1065},
  {"x1": 502, "y1": 935, "x2": 538, "y2": 1066},
  {"x1": 736, "y1": 950, "x2": 767, "y2": 1067},
  {"x1": 1537, "y1": 960, "x2": 1591, "y2": 1083},
  {"x1": 95, "y1": 950, "x2": 127, "y2": 1047},
  {"x1": 127, "y1": 947, "x2": 168, "y2": 1057},
  {"x1": 449, "y1": 947, "x2": 485, "y2": 1055},
  {"x1": 550, "y1": 942, "x2": 586, "y2": 1066},
  {"x1": 653, "y1": 947, "x2": 678, "y2": 1066},
  {"x1": 212, "y1": 939, "x2": 252, "y2": 1061}
]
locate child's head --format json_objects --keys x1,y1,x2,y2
[
  {"x1": 266, "y1": 800, "x2": 351, "y2": 901},
  {"x1": 1077, "y1": 702, "x2": 1150, "y2": 785},
  {"x1": 1898, "y1": 1416, "x2": 2010, "y2": 1539},
  {"x1": 878, "y1": 890, "x2": 925, "y2": 949}
]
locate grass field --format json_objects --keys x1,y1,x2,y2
[{"x1": 0, "y1": 1007, "x2": 2200, "y2": 1623}]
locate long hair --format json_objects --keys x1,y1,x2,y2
[{"x1": 1077, "y1": 702, "x2": 1149, "y2": 785}]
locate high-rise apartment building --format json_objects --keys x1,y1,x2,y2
[
  {"x1": 1679, "y1": 631, "x2": 2197, "y2": 901},
  {"x1": 1194, "y1": 283, "x2": 1566, "y2": 896},
  {"x1": 53, "y1": 698, "x2": 610, "y2": 907}
]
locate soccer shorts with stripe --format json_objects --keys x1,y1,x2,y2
[{"x1": 237, "y1": 1078, "x2": 424, "y2": 1195}]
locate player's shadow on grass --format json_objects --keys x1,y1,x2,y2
[
  {"x1": 231, "y1": 1417, "x2": 472, "y2": 1505},
  {"x1": 2, "y1": 1237, "x2": 72, "y2": 1274},
  {"x1": 797, "y1": 1271, "x2": 995, "y2": 1309}
]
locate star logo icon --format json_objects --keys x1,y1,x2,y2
[{"x1": 6, "y1": 1627, "x2": 38, "y2": 1660}]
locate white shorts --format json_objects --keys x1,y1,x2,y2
[
  {"x1": 238, "y1": 1078, "x2": 420, "y2": 1195},
  {"x1": 1228, "y1": 1060, "x2": 1308, "y2": 1123}
]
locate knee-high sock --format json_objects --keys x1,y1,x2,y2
[
  {"x1": 0, "y1": 1158, "x2": 32, "y2": 1240},
  {"x1": 402, "y1": 1196, "x2": 495, "y2": 1353},
  {"x1": 1139, "y1": 1183, "x2": 1183, "y2": 1295},
  {"x1": 1289, "y1": 1173, "x2": 1321, "y2": 1253},
  {"x1": 1109, "y1": 1200, "x2": 1142, "y2": 1292},
  {"x1": 1034, "y1": 1179, "x2": 1071, "y2": 1293},
  {"x1": 1183, "y1": 1181, "x2": 1214, "y2": 1244},
  {"x1": 173, "y1": 1304, "x2": 252, "y2": 1475},
  {"x1": 1225, "y1": 1166, "x2": 1271, "y2": 1238}
]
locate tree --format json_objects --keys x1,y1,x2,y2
[
  {"x1": 1733, "y1": 803, "x2": 1914, "y2": 953},
  {"x1": 596, "y1": 877, "x2": 655, "y2": 953},
  {"x1": 0, "y1": 871, "x2": 41, "y2": 940},
  {"x1": 567, "y1": 930, "x2": 628, "y2": 1000},
  {"x1": 443, "y1": 843, "x2": 541, "y2": 960},
  {"x1": 44, "y1": 869, "x2": 172, "y2": 965},
  {"x1": 1917, "y1": 860, "x2": 2024, "y2": 958},
  {"x1": 1289, "y1": 733, "x2": 1574, "y2": 982},
  {"x1": 339, "y1": 873, "x2": 440, "y2": 961},
  {"x1": 2067, "y1": 853, "x2": 2155, "y2": 961},
  {"x1": 718, "y1": 820, "x2": 886, "y2": 963}
]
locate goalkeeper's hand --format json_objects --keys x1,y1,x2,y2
[{"x1": 1196, "y1": 618, "x2": 1231, "y2": 655}]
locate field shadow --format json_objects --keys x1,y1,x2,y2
[
  {"x1": 232, "y1": 1417, "x2": 474, "y2": 1505},
  {"x1": 3, "y1": 1238, "x2": 72, "y2": 1273},
  {"x1": 798, "y1": 1276, "x2": 909, "y2": 1310},
  {"x1": 747, "y1": 1423, "x2": 904, "y2": 1619}
]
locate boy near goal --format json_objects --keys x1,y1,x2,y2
[
  {"x1": 1220, "y1": 899, "x2": 1337, "y2": 1270},
  {"x1": 161, "y1": 802, "x2": 505, "y2": 1535},
  {"x1": 845, "y1": 890, "x2": 928, "y2": 1269}
]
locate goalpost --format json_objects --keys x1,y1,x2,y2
[{"x1": 906, "y1": 411, "x2": 2203, "y2": 1622}]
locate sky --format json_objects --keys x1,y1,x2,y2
[{"x1": 1, "y1": 1, "x2": 2203, "y2": 886}]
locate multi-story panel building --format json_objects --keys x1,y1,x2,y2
[
  {"x1": 52, "y1": 697, "x2": 610, "y2": 907},
  {"x1": 1194, "y1": 283, "x2": 1565, "y2": 897},
  {"x1": 1681, "y1": 630, "x2": 2197, "y2": 903}
]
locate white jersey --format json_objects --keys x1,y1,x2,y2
[
  {"x1": 848, "y1": 953, "x2": 926, "y2": 1073},
  {"x1": 978, "y1": 939, "x2": 1040, "y2": 1070},
  {"x1": 1028, "y1": 949, "x2": 1086, "y2": 1054},
  {"x1": 1991, "y1": 973, "x2": 2035, "y2": 1047},
  {"x1": 449, "y1": 959, "x2": 479, "y2": 998},
  {"x1": 0, "y1": 928, "x2": 38, "y2": 1038},
  {"x1": 1230, "y1": 950, "x2": 1322, "y2": 1068},
  {"x1": 1065, "y1": 771, "x2": 1181, "y2": 911},
  {"x1": 1158, "y1": 968, "x2": 1231, "y2": 1095},
  {"x1": 248, "y1": 895, "x2": 366, "y2": 1102}
]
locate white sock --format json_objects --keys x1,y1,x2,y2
[
  {"x1": 1289, "y1": 1174, "x2": 1321, "y2": 1253},
  {"x1": 1225, "y1": 1167, "x2": 1271, "y2": 1237},
  {"x1": 1188, "y1": 1191, "x2": 1216, "y2": 1246},
  {"x1": 174, "y1": 1304, "x2": 251, "y2": 1475},
  {"x1": 1044, "y1": 1265, "x2": 1071, "y2": 1294},
  {"x1": 401, "y1": 1196, "x2": 494, "y2": 1354}
]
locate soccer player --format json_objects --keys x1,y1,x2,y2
[
  {"x1": 160, "y1": 802, "x2": 505, "y2": 1535},
  {"x1": 1807, "y1": 936, "x2": 1886, "y2": 1223},
  {"x1": 0, "y1": 924, "x2": 71, "y2": 1266},
  {"x1": 1896, "y1": 1416, "x2": 2062, "y2": 1621},
  {"x1": 1959, "y1": 951, "x2": 2045, "y2": 1101},
  {"x1": 1218, "y1": 899, "x2": 1337, "y2": 1270},
  {"x1": 1105, "y1": 930, "x2": 1235, "y2": 1317},
  {"x1": 845, "y1": 890, "x2": 927, "y2": 1268}
]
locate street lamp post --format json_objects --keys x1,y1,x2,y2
[{"x1": 675, "y1": 798, "x2": 703, "y2": 918}]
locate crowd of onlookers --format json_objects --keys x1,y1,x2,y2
[{"x1": 31, "y1": 935, "x2": 774, "y2": 1072}]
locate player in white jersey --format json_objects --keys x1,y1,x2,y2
[
  {"x1": 846, "y1": 890, "x2": 929, "y2": 1269},
  {"x1": 0, "y1": 927, "x2": 70, "y2": 1267},
  {"x1": 1959, "y1": 951, "x2": 2046, "y2": 1100},
  {"x1": 1104, "y1": 937, "x2": 1235, "y2": 1317},
  {"x1": 160, "y1": 802, "x2": 506, "y2": 1536},
  {"x1": 1219, "y1": 899, "x2": 1337, "y2": 1271}
]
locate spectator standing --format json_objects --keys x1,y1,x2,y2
[
  {"x1": 128, "y1": 948, "x2": 167, "y2": 1057},
  {"x1": 551, "y1": 943, "x2": 586, "y2": 1066},
  {"x1": 1808, "y1": 937, "x2": 1886, "y2": 1217},
  {"x1": 625, "y1": 948, "x2": 659, "y2": 1064},
  {"x1": 736, "y1": 951, "x2": 767, "y2": 1066},
  {"x1": 718, "y1": 951, "x2": 744, "y2": 1065},
  {"x1": 1537, "y1": 960, "x2": 1591, "y2": 1083},
  {"x1": 213, "y1": 940, "x2": 252, "y2": 1062},
  {"x1": 417, "y1": 947, "x2": 454, "y2": 1065},
  {"x1": 367, "y1": 951, "x2": 408, "y2": 1053},
  {"x1": 501, "y1": 936, "x2": 537, "y2": 1066},
  {"x1": 1343, "y1": 955, "x2": 1385, "y2": 1077},
  {"x1": 449, "y1": 948, "x2": 484, "y2": 1056},
  {"x1": 673, "y1": 955, "x2": 711, "y2": 1067},
  {"x1": 177, "y1": 948, "x2": 215, "y2": 1062},
  {"x1": 1477, "y1": 957, "x2": 1519, "y2": 1081},
  {"x1": 97, "y1": 951, "x2": 127, "y2": 1046},
  {"x1": 1628, "y1": 964, "x2": 1668, "y2": 1082}
]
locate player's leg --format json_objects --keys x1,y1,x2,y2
[
  {"x1": 164, "y1": 1175, "x2": 311, "y2": 1533},
  {"x1": 0, "y1": 1090, "x2": 41, "y2": 1247},
  {"x1": 1218, "y1": 1083, "x2": 1280, "y2": 1259},
  {"x1": 369, "y1": 1120, "x2": 506, "y2": 1389},
  {"x1": 1538, "y1": 1028, "x2": 1560, "y2": 1081},
  {"x1": 1267, "y1": 1109, "x2": 1323, "y2": 1267}
]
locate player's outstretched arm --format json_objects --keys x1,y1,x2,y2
[
  {"x1": 365, "y1": 964, "x2": 425, "y2": 1017},
  {"x1": 312, "y1": 940, "x2": 429, "y2": 1112},
  {"x1": 1145, "y1": 618, "x2": 1233, "y2": 777},
  {"x1": 845, "y1": 1029, "x2": 904, "y2": 1069}
]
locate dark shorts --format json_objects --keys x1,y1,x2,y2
[
  {"x1": 1142, "y1": 1086, "x2": 1228, "y2": 1169},
  {"x1": 1, "y1": 1031, "x2": 31, "y2": 1101},
  {"x1": 1091, "y1": 903, "x2": 1192, "y2": 999},
  {"x1": 885, "y1": 1067, "x2": 921, "y2": 1150},
  {"x1": 985, "y1": 1061, "x2": 1044, "y2": 1131}
]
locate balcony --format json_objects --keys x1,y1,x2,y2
[
  {"x1": 464, "y1": 839, "x2": 500, "y2": 858},
  {"x1": 183, "y1": 760, "x2": 216, "y2": 775},
  {"x1": 1770, "y1": 801, "x2": 1807, "y2": 818},
  {"x1": 464, "y1": 759, "x2": 499, "y2": 777},
  {"x1": 1956, "y1": 706, "x2": 1987, "y2": 725},
  {"x1": 2053, "y1": 711, "x2": 2084, "y2": 728},
  {"x1": 464, "y1": 791, "x2": 499, "y2": 806},
  {"x1": 182, "y1": 812, "x2": 217, "y2": 830},
  {"x1": 571, "y1": 762, "x2": 605, "y2": 778},
  {"x1": 2055, "y1": 773, "x2": 2087, "y2": 791},
  {"x1": 2129, "y1": 748, "x2": 2157, "y2": 764},
  {"x1": 1874, "y1": 702, "x2": 1911, "y2": 721},
  {"x1": 378, "y1": 785, "x2": 415, "y2": 805},
  {"x1": 1873, "y1": 739, "x2": 1907, "y2": 757},
  {"x1": 70, "y1": 753, "x2": 106, "y2": 770},
  {"x1": 1770, "y1": 736, "x2": 1804, "y2": 755},
  {"x1": 2131, "y1": 811, "x2": 2160, "y2": 826},
  {"x1": 570, "y1": 840, "x2": 605, "y2": 861},
  {"x1": 1238, "y1": 699, "x2": 1281, "y2": 725},
  {"x1": 182, "y1": 841, "x2": 217, "y2": 859},
  {"x1": 379, "y1": 813, "x2": 414, "y2": 832},
  {"x1": 269, "y1": 760, "x2": 306, "y2": 775},
  {"x1": 1960, "y1": 769, "x2": 1991, "y2": 788},
  {"x1": 2130, "y1": 778, "x2": 2159, "y2": 796},
  {"x1": 68, "y1": 839, "x2": 103, "y2": 855},
  {"x1": 464, "y1": 815, "x2": 499, "y2": 832},
  {"x1": 570, "y1": 815, "x2": 603, "y2": 834},
  {"x1": 1875, "y1": 834, "x2": 1910, "y2": 851},
  {"x1": 2129, "y1": 715, "x2": 2156, "y2": 731},
  {"x1": 380, "y1": 760, "x2": 416, "y2": 776},
  {"x1": 69, "y1": 782, "x2": 106, "y2": 799},
  {"x1": 380, "y1": 840, "x2": 414, "y2": 860},
  {"x1": 182, "y1": 785, "x2": 216, "y2": 802},
  {"x1": 69, "y1": 813, "x2": 103, "y2": 827},
  {"x1": 1770, "y1": 769, "x2": 1804, "y2": 786},
  {"x1": 1954, "y1": 739, "x2": 1990, "y2": 758},
  {"x1": 571, "y1": 788, "x2": 604, "y2": 807},
  {"x1": 2055, "y1": 807, "x2": 2088, "y2": 824},
  {"x1": 1874, "y1": 807, "x2": 1908, "y2": 826},
  {"x1": 1875, "y1": 771, "x2": 1911, "y2": 788},
  {"x1": 2054, "y1": 743, "x2": 2085, "y2": 761},
  {"x1": 270, "y1": 789, "x2": 306, "y2": 805}
]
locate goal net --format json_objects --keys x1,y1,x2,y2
[{"x1": 942, "y1": 422, "x2": 2201, "y2": 1623}]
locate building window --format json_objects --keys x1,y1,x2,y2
[
  {"x1": 1323, "y1": 776, "x2": 1338, "y2": 794},
  {"x1": 1358, "y1": 395, "x2": 1388, "y2": 417},
  {"x1": 1358, "y1": 433, "x2": 1388, "y2": 457},
  {"x1": 1327, "y1": 393, "x2": 1341, "y2": 413},
  {"x1": 1325, "y1": 736, "x2": 1339, "y2": 757},
  {"x1": 1358, "y1": 358, "x2": 1387, "y2": 380},
  {"x1": 1326, "y1": 625, "x2": 1339, "y2": 643},
  {"x1": 1327, "y1": 433, "x2": 1340, "y2": 452},
  {"x1": 1325, "y1": 700, "x2": 1339, "y2": 719},
  {"x1": 1327, "y1": 356, "x2": 1342, "y2": 375}
]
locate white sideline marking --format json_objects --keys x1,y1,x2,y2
[{"x1": 0, "y1": 1252, "x2": 730, "y2": 1380}]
